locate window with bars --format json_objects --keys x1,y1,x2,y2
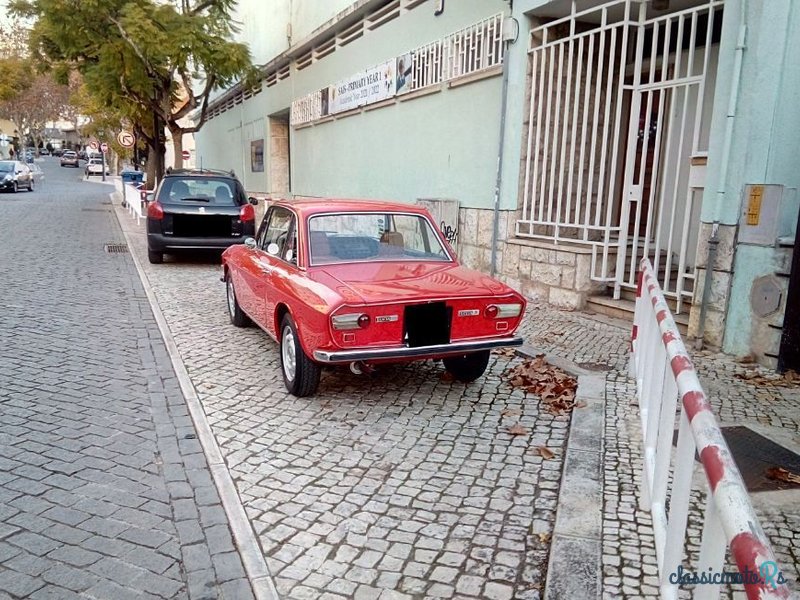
[{"x1": 406, "y1": 13, "x2": 505, "y2": 92}]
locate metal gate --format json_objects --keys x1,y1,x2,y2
[{"x1": 517, "y1": 0, "x2": 722, "y2": 313}]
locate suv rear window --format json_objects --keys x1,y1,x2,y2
[{"x1": 158, "y1": 176, "x2": 242, "y2": 206}]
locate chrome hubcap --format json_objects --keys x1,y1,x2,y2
[
  {"x1": 226, "y1": 279, "x2": 236, "y2": 317},
  {"x1": 282, "y1": 325, "x2": 296, "y2": 382}
]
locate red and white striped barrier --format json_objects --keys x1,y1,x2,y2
[{"x1": 631, "y1": 258, "x2": 791, "y2": 600}]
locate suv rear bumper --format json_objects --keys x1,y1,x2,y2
[
  {"x1": 148, "y1": 232, "x2": 247, "y2": 251},
  {"x1": 312, "y1": 336, "x2": 524, "y2": 363}
]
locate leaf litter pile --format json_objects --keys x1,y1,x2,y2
[{"x1": 507, "y1": 354, "x2": 580, "y2": 415}]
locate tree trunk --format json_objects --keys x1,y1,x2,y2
[
  {"x1": 170, "y1": 125, "x2": 183, "y2": 169},
  {"x1": 146, "y1": 144, "x2": 158, "y2": 190}
]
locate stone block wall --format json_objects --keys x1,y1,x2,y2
[{"x1": 456, "y1": 207, "x2": 604, "y2": 310}]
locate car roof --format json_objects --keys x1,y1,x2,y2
[
  {"x1": 273, "y1": 198, "x2": 433, "y2": 218},
  {"x1": 164, "y1": 168, "x2": 237, "y2": 179}
]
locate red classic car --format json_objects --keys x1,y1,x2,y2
[{"x1": 221, "y1": 199, "x2": 526, "y2": 396}]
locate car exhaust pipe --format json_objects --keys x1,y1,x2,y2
[{"x1": 350, "y1": 361, "x2": 365, "y2": 375}]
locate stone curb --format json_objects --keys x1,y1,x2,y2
[
  {"x1": 517, "y1": 345, "x2": 605, "y2": 600},
  {"x1": 109, "y1": 191, "x2": 279, "y2": 600}
]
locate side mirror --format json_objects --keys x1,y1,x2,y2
[
  {"x1": 248, "y1": 197, "x2": 259, "y2": 206},
  {"x1": 244, "y1": 237, "x2": 257, "y2": 250}
]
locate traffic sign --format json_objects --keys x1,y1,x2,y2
[
  {"x1": 100, "y1": 142, "x2": 109, "y2": 154},
  {"x1": 117, "y1": 131, "x2": 135, "y2": 148},
  {"x1": 181, "y1": 149, "x2": 191, "y2": 161},
  {"x1": 90, "y1": 140, "x2": 98, "y2": 150}
]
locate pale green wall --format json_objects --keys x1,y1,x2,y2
[
  {"x1": 197, "y1": 0, "x2": 509, "y2": 208},
  {"x1": 705, "y1": 0, "x2": 800, "y2": 355},
  {"x1": 291, "y1": 79, "x2": 501, "y2": 203}
]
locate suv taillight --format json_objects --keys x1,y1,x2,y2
[
  {"x1": 239, "y1": 204, "x2": 255, "y2": 222},
  {"x1": 147, "y1": 201, "x2": 164, "y2": 220}
]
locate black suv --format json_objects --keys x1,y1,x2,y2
[{"x1": 146, "y1": 168, "x2": 259, "y2": 264}]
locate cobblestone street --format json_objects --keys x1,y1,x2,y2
[{"x1": 0, "y1": 162, "x2": 251, "y2": 599}]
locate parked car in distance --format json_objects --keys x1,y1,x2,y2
[
  {"x1": 78, "y1": 150, "x2": 87, "y2": 160},
  {"x1": 0, "y1": 160, "x2": 35, "y2": 192},
  {"x1": 146, "y1": 168, "x2": 258, "y2": 264},
  {"x1": 60, "y1": 151, "x2": 79, "y2": 167},
  {"x1": 221, "y1": 199, "x2": 526, "y2": 396},
  {"x1": 39, "y1": 148, "x2": 49, "y2": 156},
  {"x1": 52, "y1": 148, "x2": 63, "y2": 157},
  {"x1": 85, "y1": 157, "x2": 110, "y2": 177}
]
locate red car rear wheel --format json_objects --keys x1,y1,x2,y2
[
  {"x1": 225, "y1": 275, "x2": 250, "y2": 327},
  {"x1": 443, "y1": 350, "x2": 490, "y2": 383}
]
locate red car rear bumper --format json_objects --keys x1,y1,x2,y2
[{"x1": 312, "y1": 336, "x2": 523, "y2": 363}]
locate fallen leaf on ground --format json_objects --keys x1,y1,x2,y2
[
  {"x1": 493, "y1": 347, "x2": 518, "y2": 358},
  {"x1": 766, "y1": 467, "x2": 800, "y2": 484},
  {"x1": 507, "y1": 423, "x2": 529, "y2": 436},
  {"x1": 537, "y1": 532, "x2": 551, "y2": 543},
  {"x1": 574, "y1": 401, "x2": 587, "y2": 409},
  {"x1": 501, "y1": 408, "x2": 521, "y2": 417},
  {"x1": 506, "y1": 354, "x2": 579, "y2": 414},
  {"x1": 734, "y1": 371, "x2": 800, "y2": 388},
  {"x1": 536, "y1": 446, "x2": 555, "y2": 459},
  {"x1": 440, "y1": 371, "x2": 454, "y2": 382}
]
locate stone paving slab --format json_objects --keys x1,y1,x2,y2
[
  {"x1": 0, "y1": 163, "x2": 252, "y2": 599},
  {"x1": 112, "y1": 195, "x2": 570, "y2": 599}
]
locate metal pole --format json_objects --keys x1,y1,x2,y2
[
  {"x1": 490, "y1": 19, "x2": 514, "y2": 277},
  {"x1": 101, "y1": 148, "x2": 106, "y2": 182}
]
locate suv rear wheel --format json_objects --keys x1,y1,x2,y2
[{"x1": 148, "y1": 250, "x2": 163, "y2": 264}]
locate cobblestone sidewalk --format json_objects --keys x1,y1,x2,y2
[{"x1": 519, "y1": 304, "x2": 800, "y2": 599}]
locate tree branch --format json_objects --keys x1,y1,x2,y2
[
  {"x1": 190, "y1": 0, "x2": 219, "y2": 15},
  {"x1": 107, "y1": 15, "x2": 156, "y2": 79}
]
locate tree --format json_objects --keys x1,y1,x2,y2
[
  {"x1": 12, "y1": 0, "x2": 255, "y2": 183},
  {"x1": 0, "y1": 24, "x2": 73, "y2": 156}
]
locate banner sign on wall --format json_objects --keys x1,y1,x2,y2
[{"x1": 329, "y1": 60, "x2": 396, "y2": 115}]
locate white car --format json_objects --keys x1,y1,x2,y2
[{"x1": 85, "y1": 158, "x2": 110, "y2": 177}]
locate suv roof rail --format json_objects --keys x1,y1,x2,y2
[{"x1": 165, "y1": 167, "x2": 237, "y2": 178}]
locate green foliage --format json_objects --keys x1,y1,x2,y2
[
  {"x1": 0, "y1": 57, "x2": 32, "y2": 101},
  {"x1": 11, "y1": 0, "x2": 255, "y2": 162}
]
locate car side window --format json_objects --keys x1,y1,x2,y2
[{"x1": 260, "y1": 207, "x2": 296, "y2": 263}]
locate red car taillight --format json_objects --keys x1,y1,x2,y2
[
  {"x1": 332, "y1": 313, "x2": 370, "y2": 330},
  {"x1": 485, "y1": 303, "x2": 523, "y2": 319},
  {"x1": 147, "y1": 201, "x2": 164, "y2": 220},
  {"x1": 239, "y1": 204, "x2": 255, "y2": 222}
]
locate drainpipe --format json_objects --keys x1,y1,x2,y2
[
  {"x1": 695, "y1": 0, "x2": 747, "y2": 350},
  {"x1": 490, "y1": 5, "x2": 516, "y2": 277}
]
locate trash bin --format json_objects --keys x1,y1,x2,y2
[{"x1": 121, "y1": 170, "x2": 144, "y2": 184}]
